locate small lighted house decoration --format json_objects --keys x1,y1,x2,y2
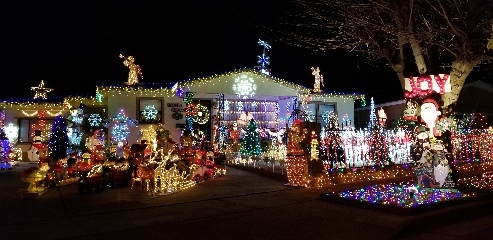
[
  {"x1": 311, "y1": 67, "x2": 324, "y2": 93},
  {"x1": 119, "y1": 54, "x2": 143, "y2": 85},
  {"x1": 31, "y1": 80, "x2": 53, "y2": 99},
  {"x1": 403, "y1": 99, "x2": 418, "y2": 121},
  {"x1": 233, "y1": 75, "x2": 256, "y2": 99},
  {"x1": 377, "y1": 107, "x2": 387, "y2": 126}
]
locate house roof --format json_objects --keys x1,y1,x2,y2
[{"x1": 97, "y1": 68, "x2": 365, "y2": 100}]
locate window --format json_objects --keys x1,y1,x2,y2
[
  {"x1": 139, "y1": 99, "x2": 162, "y2": 124},
  {"x1": 17, "y1": 118, "x2": 55, "y2": 143}
]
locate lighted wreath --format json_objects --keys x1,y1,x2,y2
[
  {"x1": 194, "y1": 103, "x2": 210, "y2": 125},
  {"x1": 172, "y1": 112, "x2": 183, "y2": 120}
]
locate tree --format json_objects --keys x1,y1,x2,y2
[
  {"x1": 240, "y1": 119, "x2": 262, "y2": 156},
  {"x1": 48, "y1": 115, "x2": 69, "y2": 161},
  {"x1": 258, "y1": 0, "x2": 493, "y2": 112}
]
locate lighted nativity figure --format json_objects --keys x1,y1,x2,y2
[
  {"x1": 119, "y1": 54, "x2": 143, "y2": 85},
  {"x1": 311, "y1": 67, "x2": 324, "y2": 93}
]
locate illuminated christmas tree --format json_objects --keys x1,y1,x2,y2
[
  {"x1": 240, "y1": 119, "x2": 261, "y2": 156},
  {"x1": 48, "y1": 115, "x2": 69, "y2": 161}
]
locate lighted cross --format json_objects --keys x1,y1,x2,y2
[{"x1": 31, "y1": 80, "x2": 53, "y2": 99}]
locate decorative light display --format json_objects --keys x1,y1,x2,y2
[
  {"x1": 88, "y1": 113, "x2": 103, "y2": 127},
  {"x1": 233, "y1": 74, "x2": 257, "y2": 99},
  {"x1": 257, "y1": 39, "x2": 271, "y2": 68},
  {"x1": 286, "y1": 119, "x2": 308, "y2": 187},
  {"x1": 31, "y1": 80, "x2": 54, "y2": 99},
  {"x1": 109, "y1": 109, "x2": 137, "y2": 144},
  {"x1": 330, "y1": 181, "x2": 471, "y2": 208},
  {"x1": 240, "y1": 119, "x2": 262, "y2": 157},
  {"x1": 5, "y1": 123, "x2": 18, "y2": 143},
  {"x1": 48, "y1": 115, "x2": 69, "y2": 161},
  {"x1": 368, "y1": 97, "x2": 377, "y2": 129},
  {"x1": 30, "y1": 110, "x2": 51, "y2": 142},
  {"x1": 119, "y1": 54, "x2": 143, "y2": 85},
  {"x1": 310, "y1": 131, "x2": 320, "y2": 161},
  {"x1": 194, "y1": 103, "x2": 210, "y2": 125},
  {"x1": 142, "y1": 105, "x2": 159, "y2": 121},
  {"x1": 404, "y1": 74, "x2": 450, "y2": 98},
  {"x1": 311, "y1": 67, "x2": 324, "y2": 93}
]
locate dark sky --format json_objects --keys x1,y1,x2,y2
[{"x1": 1, "y1": 1, "x2": 413, "y2": 104}]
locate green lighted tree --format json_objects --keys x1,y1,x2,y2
[
  {"x1": 48, "y1": 115, "x2": 69, "y2": 161},
  {"x1": 240, "y1": 119, "x2": 261, "y2": 156}
]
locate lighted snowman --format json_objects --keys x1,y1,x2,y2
[{"x1": 431, "y1": 141, "x2": 449, "y2": 187}]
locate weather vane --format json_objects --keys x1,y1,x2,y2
[
  {"x1": 119, "y1": 54, "x2": 143, "y2": 85},
  {"x1": 311, "y1": 67, "x2": 324, "y2": 93},
  {"x1": 31, "y1": 80, "x2": 53, "y2": 99}
]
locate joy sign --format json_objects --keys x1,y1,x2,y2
[{"x1": 404, "y1": 74, "x2": 450, "y2": 98}]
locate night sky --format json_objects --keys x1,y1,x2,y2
[{"x1": 1, "y1": 1, "x2": 421, "y2": 104}]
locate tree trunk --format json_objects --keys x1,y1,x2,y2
[
  {"x1": 409, "y1": 38, "x2": 428, "y2": 74},
  {"x1": 389, "y1": 36, "x2": 407, "y2": 90},
  {"x1": 442, "y1": 59, "x2": 479, "y2": 110}
]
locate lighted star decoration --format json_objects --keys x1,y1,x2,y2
[
  {"x1": 31, "y1": 80, "x2": 53, "y2": 99},
  {"x1": 142, "y1": 105, "x2": 159, "y2": 120},
  {"x1": 88, "y1": 114, "x2": 103, "y2": 127},
  {"x1": 232, "y1": 75, "x2": 256, "y2": 99}
]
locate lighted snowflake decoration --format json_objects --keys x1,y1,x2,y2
[
  {"x1": 304, "y1": 110, "x2": 316, "y2": 122},
  {"x1": 5, "y1": 123, "x2": 18, "y2": 142},
  {"x1": 142, "y1": 105, "x2": 159, "y2": 120},
  {"x1": 194, "y1": 104, "x2": 210, "y2": 125},
  {"x1": 232, "y1": 75, "x2": 256, "y2": 99},
  {"x1": 88, "y1": 114, "x2": 103, "y2": 127}
]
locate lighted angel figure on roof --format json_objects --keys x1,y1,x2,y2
[
  {"x1": 119, "y1": 54, "x2": 143, "y2": 85},
  {"x1": 311, "y1": 67, "x2": 324, "y2": 93}
]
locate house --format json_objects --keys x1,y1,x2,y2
[
  {"x1": 100, "y1": 68, "x2": 364, "y2": 145},
  {"x1": 1, "y1": 68, "x2": 364, "y2": 161}
]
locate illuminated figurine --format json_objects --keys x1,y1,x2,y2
[
  {"x1": 420, "y1": 98, "x2": 441, "y2": 137},
  {"x1": 311, "y1": 67, "x2": 324, "y2": 93},
  {"x1": 119, "y1": 54, "x2": 143, "y2": 85},
  {"x1": 229, "y1": 123, "x2": 240, "y2": 152}
]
